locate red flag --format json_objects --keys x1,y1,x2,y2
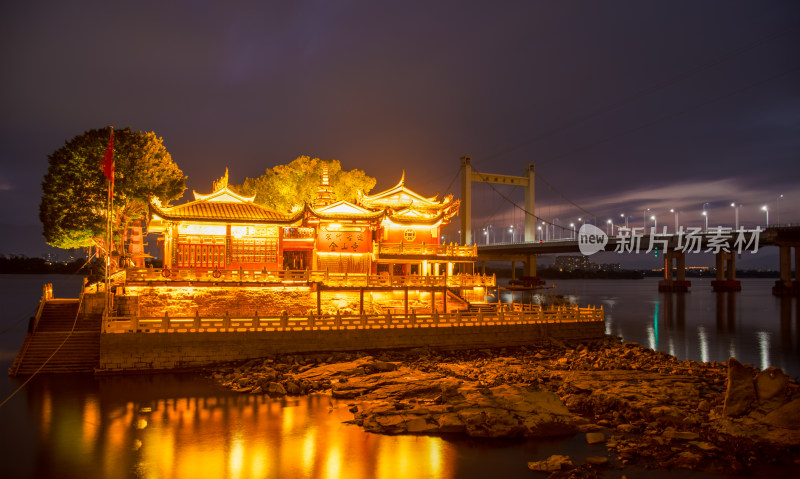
[{"x1": 101, "y1": 130, "x2": 114, "y2": 183}]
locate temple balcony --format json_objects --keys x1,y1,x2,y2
[
  {"x1": 372, "y1": 242, "x2": 477, "y2": 261},
  {"x1": 118, "y1": 267, "x2": 495, "y2": 288}
]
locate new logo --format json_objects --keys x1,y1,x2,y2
[{"x1": 578, "y1": 224, "x2": 608, "y2": 255}]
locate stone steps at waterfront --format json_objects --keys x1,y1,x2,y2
[{"x1": 9, "y1": 300, "x2": 100, "y2": 375}]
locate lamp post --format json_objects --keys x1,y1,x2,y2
[
  {"x1": 537, "y1": 226, "x2": 542, "y2": 242},
  {"x1": 670, "y1": 208, "x2": 678, "y2": 233},
  {"x1": 570, "y1": 223, "x2": 575, "y2": 239},
  {"x1": 777, "y1": 194, "x2": 783, "y2": 225},
  {"x1": 702, "y1": 211, "x2": 708, "y2": 232},
  {"x1": 607, "y1": 219, "x2": 612, "y2": 236},
  {"x1": 509, "y1": 225, "x2": 514, "y2": 243},
  {"x1": 643, "y1": 208, "x2": 650, "y2": 229},
  {"x1": 650, "y1": 215, "x2": 657, "y2": 232},
  {"x1": 731, "y1": 203, "x2": 740, "y2": 230},
  {"x1": 620, "y1": 213, "x2": 628, "y2": 229},
  {"x1": 762, "y1": 205, "x2": 769, "y2": 227}
]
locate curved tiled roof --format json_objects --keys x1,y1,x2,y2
[{"x1": 151, "y1": 200, "x2": 302, "y2": 223}]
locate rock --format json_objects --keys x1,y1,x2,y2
[
  {"x1": 760, "y1": 398, "x2": 800, "y2": 430},
  {"x1": 285, "y1": 381, "x2": 302, "y2": 395},
  {"x1": 365, "y1": 361, "x2": 398, "y2": 373},
  {"x1": 617, "y1": 424, "x2": 636, "y2": 433},
  {"x1": 663, "y1": 450, "x2": 703, "y2": 470},
  {"x1": 406, "y1": 417, "x2": 437, "y2": 433},
  {"x1": 436, "y1": 413, "x2": 466, "y2": 433},
  {"x1": 527, "y1": 455, "x2": 573, "y2": 472},
  {"x1": 267, "y1": 382, "x2": 287, "y2": 396},
  {"x1": 663, "y1": 427, "x2": 700, "y2": 441},
  {"x1": 723, "y1": 357, "x2": 756, "y2": 417},
  {"x1": 585, "y1": 432, "x2": 606, "y2": 444},
  {"x1": 755, "y1": 367, "x2": 789, "y2": 404},
  {"x1": 585, "y1": 456, "x2": 608, "y2": 466}
]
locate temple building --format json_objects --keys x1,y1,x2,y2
[{"x1": 147, "y1": 168, "x2": 473, "y2": 277}]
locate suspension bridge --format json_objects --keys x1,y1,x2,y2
[{"x1": 455, "y1": 157, "x2": 800, "y2": 295}]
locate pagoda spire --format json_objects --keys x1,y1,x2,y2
[{"x1": 314, "y1": 162, "x2": 335, "y2": 207}]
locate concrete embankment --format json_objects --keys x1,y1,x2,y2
[{"x1": 98, "y1": 320, "x2": 603, "y2": 371}]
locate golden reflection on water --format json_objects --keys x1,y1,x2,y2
[{"x1": 59, "y1": 390, "x2": 456, "y2": 478}]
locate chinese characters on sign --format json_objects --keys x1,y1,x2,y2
[{"x1": 612, "y1": 226, "x2": 761, "y2": 255}]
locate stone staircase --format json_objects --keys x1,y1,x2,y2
[{"x1": 9, "y1": 300, "x2": 101, "y2": 375}]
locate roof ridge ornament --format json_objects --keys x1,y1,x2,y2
[{"x1": 213, "y1": 168, "x2": 229, "y2": 192}]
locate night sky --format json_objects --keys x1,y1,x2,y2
[{"x1": 1, "y1": 1, "x2": 798, "y2": 268}]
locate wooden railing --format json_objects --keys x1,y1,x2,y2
[
  {"x1": 103, "y1": 305, "x2": 603, "y2": 334},
  {"x1": 124, "y1": 268, "x2": 496, "y2": 288},
  {"x1": 374, "y1": 242, "x2": 477, "y2": 258}
]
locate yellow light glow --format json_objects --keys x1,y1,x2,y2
[
  {"x1": 229, "y1": 434, "x2": 245, "y2": 479},
  {"x1": 178, "y1": 224, "x2": 226, "y2": 236},
  {"x1": 82, "y1": 395, "x2": 100, "y2": 446},
  {"x1": 324, "y1": 446, "x2": 343, "y2": 479}
]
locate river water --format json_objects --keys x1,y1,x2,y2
[{"x1": 0, "y1": 274, "x2": 798, "y2": 478}]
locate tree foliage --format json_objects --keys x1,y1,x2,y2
[
  {"x1": 235, "y1": 156, "x2": 376, "y2": 212},
  {"x1": 39, "y1": 127, "x2": 186, "y2": 249}
]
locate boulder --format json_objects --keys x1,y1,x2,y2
[
  {"x1": 755, "y1": 367, "x2": 789, "y2": 404},
  {"x1": 267, "y1": 382, "x2": 287, "y2": 396},
  {"x1": 527, "y1": 455, "x2": 573, "y2": 472},
  {"x1": 585, "y1": 432, "x2": 606, "y2": 444},
  {"x1": 585, "y1": 456, "x2": 608, "y2": 466},
  {"x1": 761, "y1": 398, "x2": 800, "y2": 430},
  {"x1": 723, "y1": 357, "x2": 756, "y2": 417}
]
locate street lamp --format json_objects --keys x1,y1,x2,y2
[
  {"x1": 508, "y1": 225, "x2": 515, "y2": 243},
  {"x1": 643, "y1": 208, "x2": 650, "y2": 229},
  {"x1": 669, "y1": 208, "x2": 678, "y2": 233},
  {"x1": 537, "y1": 226, "x2": 542, "y2": 242},
  {"x1": 762, "y1": 205, "x2": 769, "y2": 227},
  {"x1": 569, "y1": 223, "x2": 575, "y2": 239},
  {"x1": 731, "y1": 203, "x2": 740, "y2": 230},
  {"x1": 606, "y1": 219, "x2": 612, "y2": 236},
  {"x1": 777, "y1": 194, "x2": 783, "y2": 225},
  {"x1": 650, "y1": 215, "x2": 657, "y2": 232},
  {"x1": 702, "y1": 211, "x2": 708, "y2": 232},
  {"x1": 620, "y1": 213, "x2": 628, "y2": 229}
]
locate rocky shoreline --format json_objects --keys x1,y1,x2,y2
[{"x1": 206, "y1": 335, "x2": 800, "y2": 476}]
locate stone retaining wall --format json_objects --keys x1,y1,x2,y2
[{"x1": 98, "y1": 321, "x2": 605, "y2": 372}]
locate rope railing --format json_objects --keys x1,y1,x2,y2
[{"x1": 103, "y1": 305, "x2": 603, "y2": 334}]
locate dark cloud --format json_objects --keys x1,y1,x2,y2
[{"x1": 1, "y1": 1, "x2": 798, "y2": 257}]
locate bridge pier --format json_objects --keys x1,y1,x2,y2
[
  {"x1": 773, "y1": 245, "x2": 800, "y2": 295},
  {"x1": 659, "y1": 250, "x2": 690, "y2": 292},
  {"x1": 711, "y1": 251, "x2": 741, "y2": 292},
  {"x1": 524, "y1": 254, "x2": 537, "y2": 277}
]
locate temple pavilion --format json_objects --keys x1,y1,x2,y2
[{"x1": 146, "y1": 168, "x2": 474, "y2": 279}]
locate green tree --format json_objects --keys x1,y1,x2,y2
[
  {"x1": 235, "y1": 156, "x2": 376, "y2": 212},
  {"x1": 39, "y1": 127, "x2": 186, "y2": 249}
]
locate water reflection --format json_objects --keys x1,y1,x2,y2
[
  {"x1": 17, "y1": 374, "x2": 455, "y2": 479},
  {"x1": 715, "y1": 292, "x2": 737, "y2": 333}
]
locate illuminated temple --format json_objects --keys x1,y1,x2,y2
[
  {"x1": 147, "y1": 168, "x2": 470, "y2": 278},
  {"x1": 11, "y1": 168, "x2": 603, "y2": 376}
]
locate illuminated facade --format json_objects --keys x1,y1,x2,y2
[{"x1": 148, "y1": 169, "x2": 470, "y2": 275}]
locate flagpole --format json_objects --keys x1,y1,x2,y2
[{"x1": 104, "y1": 126, "x2": 114, "y2": 321}]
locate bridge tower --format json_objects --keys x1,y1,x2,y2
[{"x1": 460, "y1": 156, "x2": 535, "y2": 245}]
